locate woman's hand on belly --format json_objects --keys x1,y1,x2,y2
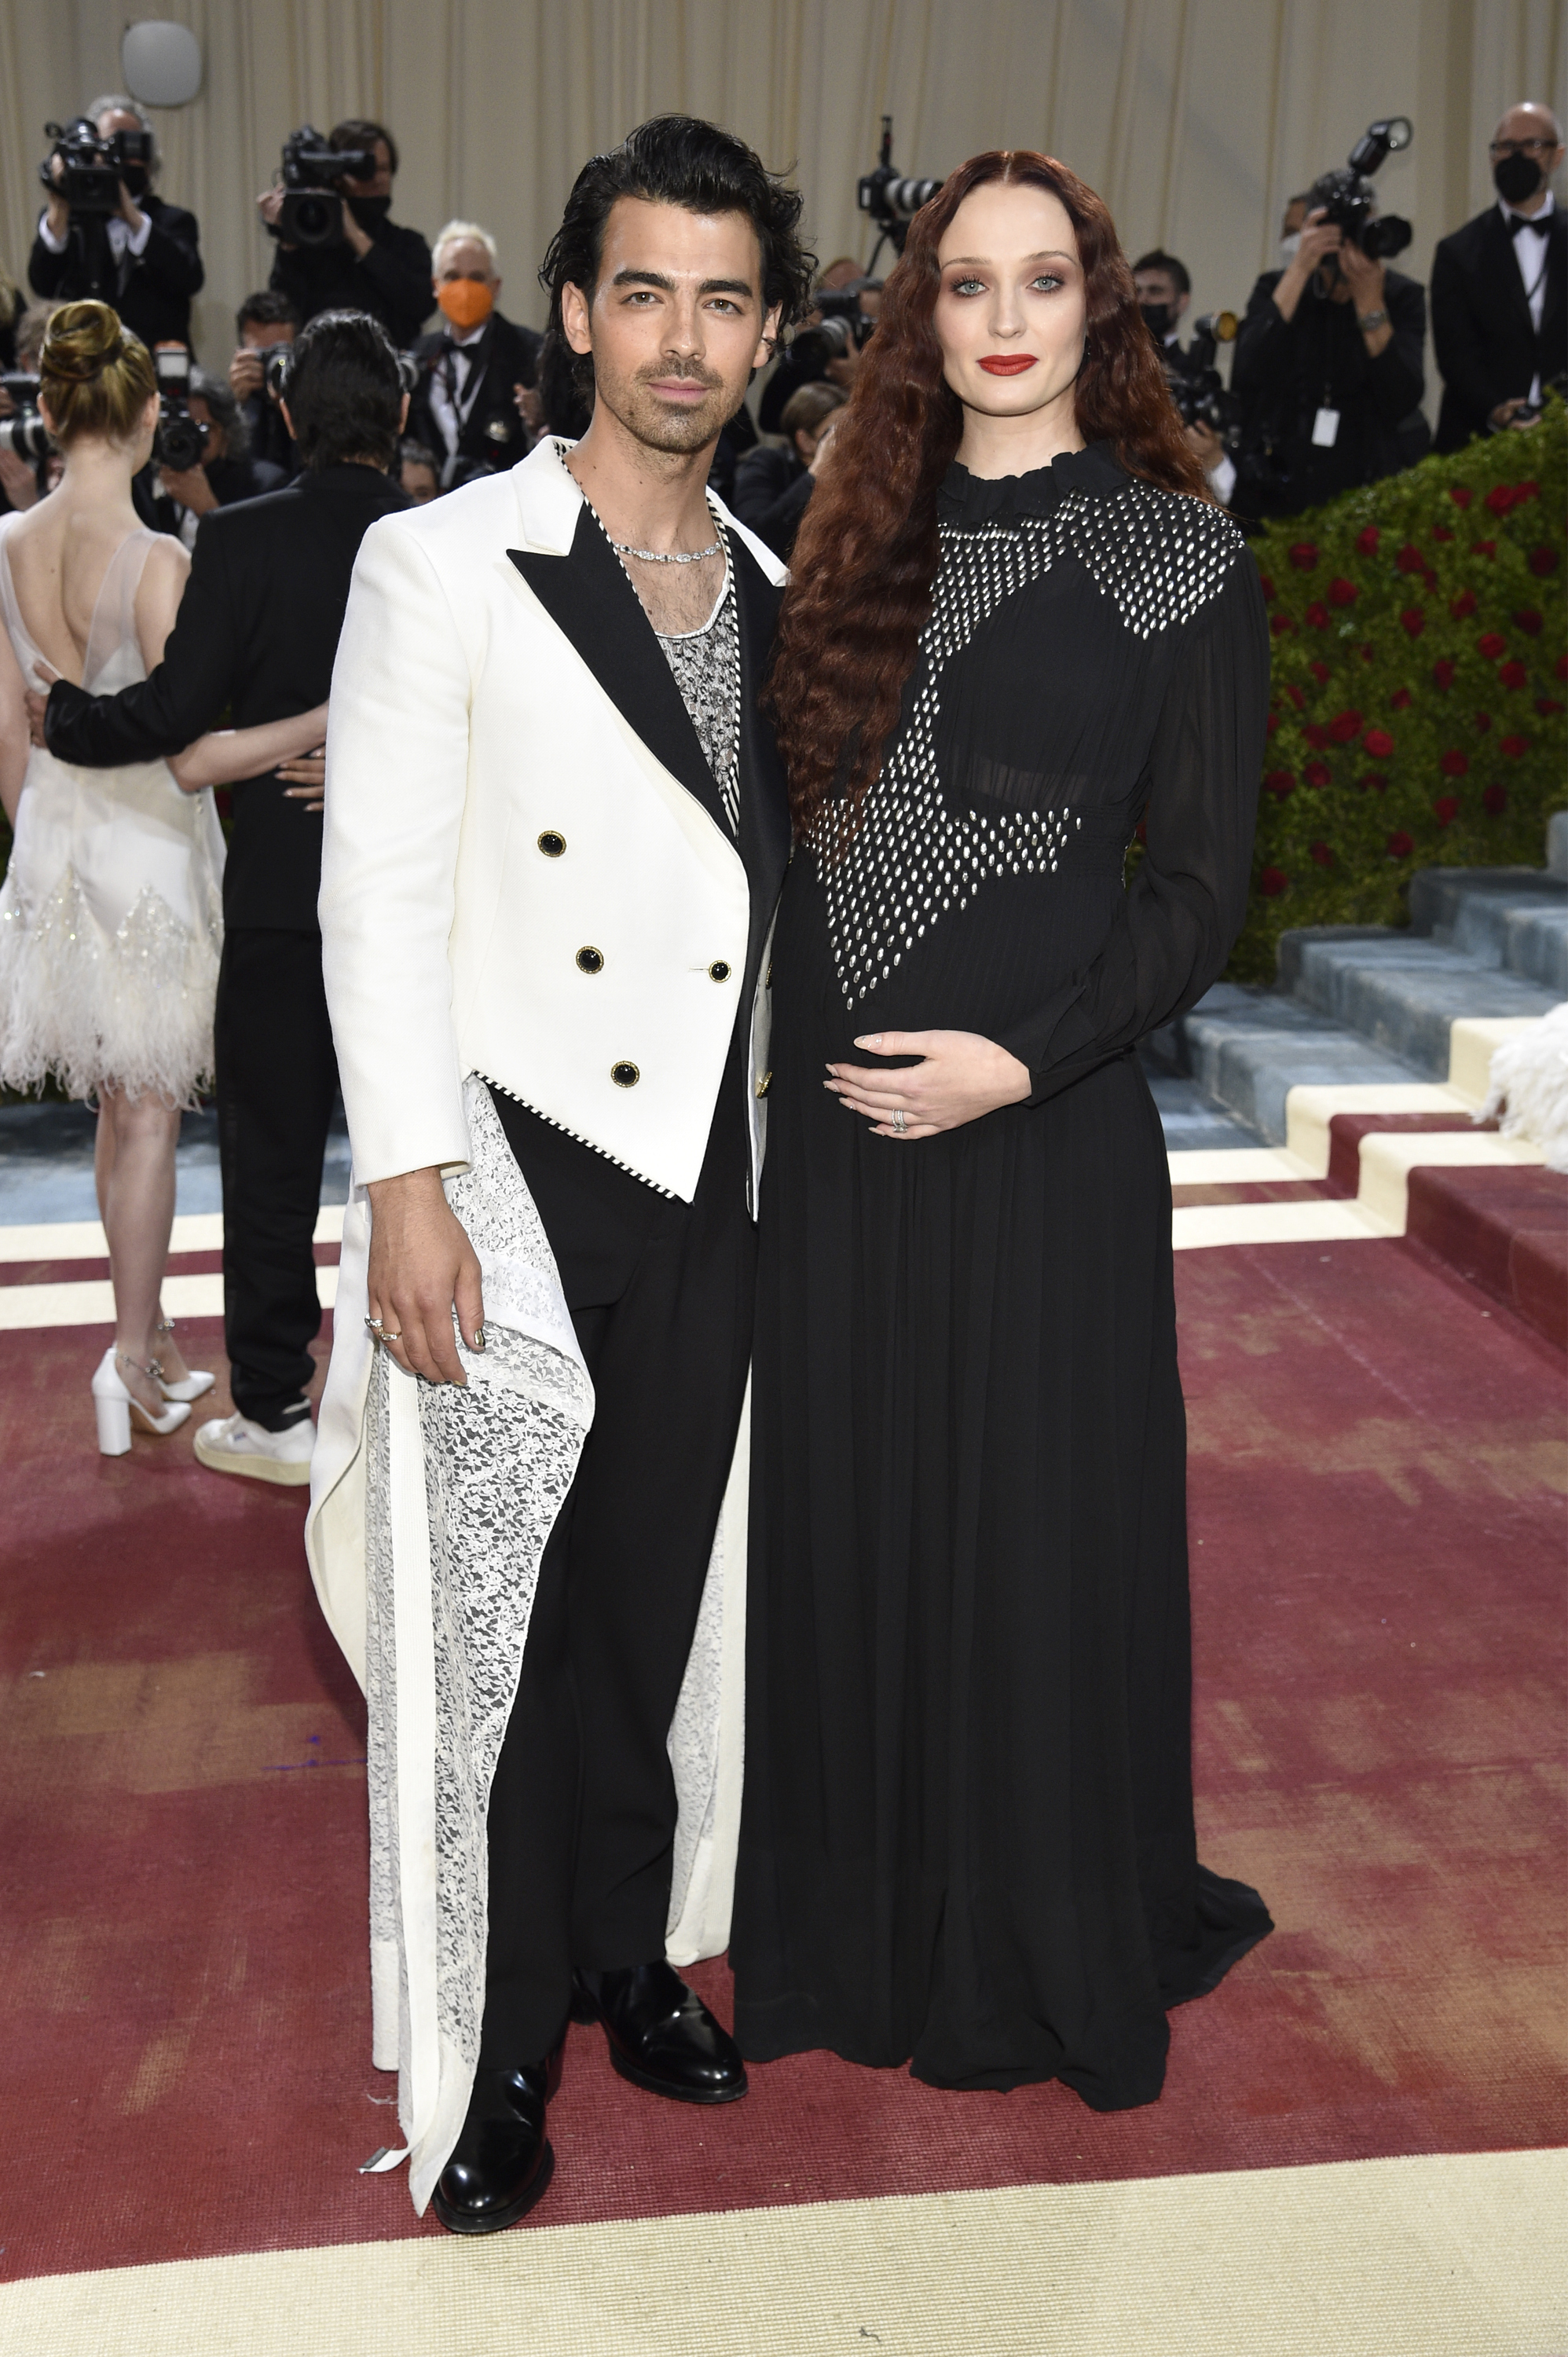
[{"x1": 826, "y1": 1031, "x2": 1031, "y2": 1140}]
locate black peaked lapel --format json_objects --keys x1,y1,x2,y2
[
  {"x1": 1541, "y1": 214, "x2": 1567, "y2": 371},
  {"x1": 731, "y1": 533, "x2": 792, "y2": 985},
  {"x1": 507, "y1": 509, "x2": 731, "y2": 841}
]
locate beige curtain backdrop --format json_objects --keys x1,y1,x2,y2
[{"x1": 2, "y1": 1, "x2": 1563, "y2": 405}]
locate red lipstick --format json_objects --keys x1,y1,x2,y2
[{"x1": 979, "y1": 354, "x2": 1037, "y2": 376}]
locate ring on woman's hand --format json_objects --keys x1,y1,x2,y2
[
  {"x1": 365, "y1": 1315, "x2": 403, "y2": 1344},
  {"x1": 892, "y1": 1107, "x2": 907, "y2": 1135}
]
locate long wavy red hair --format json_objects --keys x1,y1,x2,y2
[{"x1": 766, "y1": 150, "x2": 1209, "y2": 845}]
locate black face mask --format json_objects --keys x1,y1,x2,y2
[
  {"x1": 1494, "y1": 150, "x2": 1544, "y2": 207},
  {"x1": 1139, "y1": 300, "x2": 1174, "y2": 340},
  {"x1": 346, "y1": 193, "x2": 391, "y2": 227}
]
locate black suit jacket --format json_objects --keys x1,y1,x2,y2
[
  {"x1": 269, "y1": 216, "x2": 433, "y2": 348},
  {"x1": 405, "y1": 311, "x2": 542, "y2": 484},
  {"x1": 1431, "y1": 204, "x2": 1566, "y2": 452},
  {"x1": 44, "y1": 464, "x2": 409, "y2": 932},
  {"x1": 28, "y1": 194, "x2": 203, "y2": 346}
]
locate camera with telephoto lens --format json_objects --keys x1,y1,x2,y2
[
  {"x1": 1312, "y1": 118, "x2": 1414, "y2": 262},
  {"x1": 38, "y1": 118, "x2": 154, "y2": 216},
  {"x1": 151, "y1": 347, "x2": 208, "y2": 474},
  {"x1": 857, "y1": 116, "x2": 943, "y2": 261},
  {"x1": 0, "y1": 372, "x2": 52, "y2": 466},
  {"x1": 1167, "y1": 311, "x2": 1244, "y2": 447},
  {"x1": 273, "y1": 126, "x2": 378, "y2": 249},
  {"x1": 789, "y1": 288, "x2": 878, "y2": 376}
]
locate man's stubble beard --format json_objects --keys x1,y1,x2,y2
[{"x1": 594, "y1": 359, "x2": 741, "y2": 458}]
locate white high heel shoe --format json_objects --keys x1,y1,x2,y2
[
  {"x1": 152, "y1": 1314, "x2": 214, "y2": 1404},
  {"x1": 92, "y1": 1347, "x2": 192, "y2": 1456}
]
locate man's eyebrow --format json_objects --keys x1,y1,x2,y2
[{"x1": 608, "y1": 267, "x2": 757, "y2": 298}]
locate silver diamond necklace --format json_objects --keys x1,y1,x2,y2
[{"x1": 608, "y1": 535, "x2": 722, "y2": 563}]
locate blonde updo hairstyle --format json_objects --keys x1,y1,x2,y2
[{"x1": 38, "y1": 300, "x2": 156, "y2": 449}]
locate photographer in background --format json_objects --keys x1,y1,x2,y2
[
  {"x1": 759, "y1": 273, "x2": 878, "y2": 428},
  {"x1": 29, "y1": 96, "x2": 203, "y2": 347},
  {"x1": 229, "y1": 289, "x2": 301, "y2": 482},
  {"x1": 1232, "y1": 168, "x2": 1426, "y2": 518},
  {"x1": 0, "y1": 302, "x2": 51, "y2": 513},
  {"x1": 259, "y1": 120, "x2": 431, "y2": 349},
  {"x1": 1431, "y1": 102, "x2": 1565, "y2": 451},
  {"x1": 1134, "y1": 254, "x2": 1240, "y2": 506},
  {"x1": 397, "y1": 438, "x2": 440, "y2": 502},
  {"x1": 731, "y1": 379, "x2": 844, "y2": 559},
  {"x1": 151, "y1": 365, "x2": 282, "y2": 544},
  {"x1": 40, "y1": 310, "x2": 411, "y2": 1487},
  {"x1": 1134, "y1": 250, "x2": 1197, "y2": 376},
  {"x1": 405, "y1": 220, "x2": 540, "y2": 487}
]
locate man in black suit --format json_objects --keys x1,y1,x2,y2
[
  {"x1": 1432, "y1": 102, "x2": 1565, "y2": 452},
  {"x1": 258, "y1": 119, "x2": 432, "y2": 350},
  {"x1": 405, "y1": 220, "x2": 542, "y2": 487},
  {"x1": 40, "y1": 311, "x2": 410, "y2": 1486},
  {"x1": 28, "y1": 94, "x2": 203, "y2": 346}
]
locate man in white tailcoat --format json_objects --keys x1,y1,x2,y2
[{"x1": 306, "y1": 118, "x2": 814, "y2": 2232}]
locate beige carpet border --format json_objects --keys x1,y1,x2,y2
[{"x1": 2, "y1": 2149, "x2": 1563, "y2": 2357}]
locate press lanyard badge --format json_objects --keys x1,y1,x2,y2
[{"x1": 1312, "y1": 407, "x2": 1340, "y2": 447}]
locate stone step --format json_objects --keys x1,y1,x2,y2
[
  {"x1": 1408, "y1": 865, "x2": 1568, "y2": 993},
  {"x1": 1275, "y1": 929, "x2": 1559, "y2": 1080},
  {"x1": 1152, "y1": 982, "x2": 1428, "y2": 1143}
]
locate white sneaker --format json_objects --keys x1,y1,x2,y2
[{"x1": 194, "y1": 1411, "x2": 314, "y2": 1487}]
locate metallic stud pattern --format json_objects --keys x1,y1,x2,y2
[
  {"x1": 611, "y1": 1061, "x2": 640, "y2": 1088},
  {"x1": 537, "y1": 830, "x2": 566, "y2": 857},
  {"x1": 576, "y1": 946, "x2": 604, "y2": 974}
]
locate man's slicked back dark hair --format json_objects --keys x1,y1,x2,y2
[
  {"x1": 539, "y1": 115, "x2": 815, "y2": 394},
  {"x1": 282, "y1": 308, "x2": 404, "y2": 471}
]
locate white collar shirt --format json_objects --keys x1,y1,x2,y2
[
  {"x1": 35, "y1": 204, "x2": 153, "y2": 264},
  {"x1": 427, "y1": 320, "x2": 489, "y2": 476}
]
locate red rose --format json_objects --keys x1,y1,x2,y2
[
  {"x1": 1266, "y1": 710, "x2": 1283, "y2": 734},
  {"x1": 1485, "y1": 484, "x2": 1516, "y2": 515},
  {"x1": 1433, "y1": 794, "x2": 1460, "y2": 827},
  {"x1": 1270, "y1": 613, "x2": 1296, "y2": 636},
  {"x1": 1390, "y1": 687, "x2": 1412, "y2": 710},
  {"x1": 1448, "y1": 485, "x2": 1472, "y2": 509},
  {"x1": 1304, "y1": 759, "x2": 1332, "y2": 788},
  {"x1": 1401, "y1": 608, "x2": 1426, "y2": 636},
  {"x1": 1395, "y1": 544, "x2": 1426, "y2": 574},
  {"x1": 1284, "y1": 683, "x2": 1305, "y2": 709},
  {"x1": 1440, "y1": 750, "x2": 1470, "y2": 776},
  {"x1": 1483, "y1": 784, "x2": 1508, "y2": 816},
  {"x1": 1431, "y1": 526, "x2": 1454, "y2": 543},
  {"x1": 1449, "y1": 589, "x2": 1477, "y2": 619},
  {"x1": 1477, "y1": 632, "x2": 1508, "y2": 659},
  {"x1": 1514, "y1": 609, "x2": 1543, "y2": 636},
  {"x1": 1356, "y1": 525, "x2": 1380, "y2": 554},
  {"x1": 1303, "y1": 723, "x2": 1330, "y2": 749},
  {"x1": 1499, "y1": 660, "x2": 1527, "y2": 689},
  {"x1": 1260, "y1": 867, "x2": 1289, "y2": 896},
  {"x1": 1537, "y1": 698, "x2": 1565, "y2": 717},
  {"x1": 1363, "y1": 726, "x2": 1395, "y2": 757},
  {"x1": 1387, "y1": 831, "x2": 1415, "y2": 859},
  {"x1": 1288, "y1": 541, "x2": 1318, "y2": 571},
  {"x1": 1328, "y1": 709, "x2": 1363, "y2": 742},
  {"x1": 1361, "y1": 775, "x2": 1388, "y2": 794},
  {"x1": 1529, "y1": 546, "x2": 1559, "y2": 576},
  {"x1": 1328, "y1": 577, "x2": 1358, "y2": 607},
  {"x1": 1310, "y1": 840, "x2": 1335, "y2": 867},
  {"x1": 1433, "y1": 658, "x2": 1456, "y2": 691},
  {"x1": 1258, "y1": 574, "x2": 1276, "y2": 602},
  {"x1": 1309, "y1": 660, "x2": 1331, "y2": 684},
  {"x1": 1264, "y1": 771, "x2": 1295, "y2": 797},
  {"x1": 1471, "y1": 539, "x2": 1497, "y2": 559},
  {"x1": 1500, "y1": 735, "x2": 1530, "y2": 757},
  {"x1": 1306, "y1": 603, "x2": 1330, "y2": 629}
]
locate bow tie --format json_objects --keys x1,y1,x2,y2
[
  {"x1": 1508, "y1": 211, "x2": 1550, "y2": 236},
  {"x1": 440, "y1": 332, "x2": 482, "y2": 359}
]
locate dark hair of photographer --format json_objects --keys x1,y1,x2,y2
[
  {"x1": 768, "y1": 148, "x2": 1208, "y2": 838},
  {"x1": 1231, "y1": 167, "x2": 1426, "y2": 519},
  {"x1": 236, "y1": 288, "x2": 302, "y2": 343},
  {"x1": 539, "y1": 114, "x2": 816, "y2": 405},
  {"x1": 729, "y1": 379, "x2": 844, "y2": 560},
  {"x1": 27, "y1": 97, "x2": 204, "y2": 348},
  {"x1": 261, "y1": 119, "x2": 433, "y2": 349},
  {"x1": 533, "y1": 324, "x2": 593, "y2": 440},
  {"x1": 397, "y1": 437, "x2": 441, "y2": 502},
  {"x1": 281, "y1": 308, "x2": 405, "y2": 471}
]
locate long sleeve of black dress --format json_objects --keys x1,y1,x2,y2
[{"x1": 994, "y1": 554, "x2": 1269, "y2": 1102}]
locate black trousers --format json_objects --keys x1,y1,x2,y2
[
  {"x1": 478, "y1": 1054, "x2": 755, "y2": 2066},
  {"x1": 214, "y1": 928, "x2": 339, "y2": 1431}
]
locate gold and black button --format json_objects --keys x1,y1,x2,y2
[
  {"x1": 611, "y1": 1061, "x2": 640, "y2": 1088},
  {"x1": 537, "y1": 830, "x2": 566, "y2": 857},
  {"x1": 708, "y1": 960, "x2": 731, "y2": 983},
  {"x1": 576, "y1": 946, "x2": 604, "y2": 974}
]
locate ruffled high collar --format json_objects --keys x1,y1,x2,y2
[{"x1": 940, "y1": 439, "x2": 1128, "y2": 526}]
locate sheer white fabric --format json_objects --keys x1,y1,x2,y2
[{"x1": 0, "y1": 519, "x2": 224, "y2": 1103}]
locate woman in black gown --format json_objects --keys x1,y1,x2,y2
[{"x1": 732, "y1": 152, "x2": 1273, "y2": 2112}]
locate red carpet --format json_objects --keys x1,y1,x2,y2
[{"x1": 0, "y1": 1236, "x2": 1563, "y2": 2286}]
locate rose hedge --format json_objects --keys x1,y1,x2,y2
[{"x1": 1228, "y1": 394, "x2": 1566, "y2": 984}]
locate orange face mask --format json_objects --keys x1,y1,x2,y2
[{"x1": 437, "y1": 278, "x2": 495, "y2": 332}]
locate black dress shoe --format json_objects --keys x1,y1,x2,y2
[
  {"x1": 575, "y1": 1960, "x2": 748, "y2": 2105},
  {"x1": 431, "y1": 2058, "x2": 555, "y2": 2234}
]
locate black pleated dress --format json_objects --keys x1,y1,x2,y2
[{"x1": 731, "y1": 443, "x2": 1275, "y2": 2111}]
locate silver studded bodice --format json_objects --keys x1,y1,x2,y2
[{"x1": 813, "y1": 474, "x2": 1247, "y2": 1008}]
